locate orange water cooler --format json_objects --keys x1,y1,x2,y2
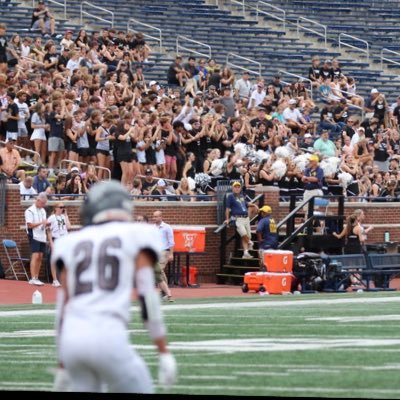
[{"x1": 243, "y1": 250, "x2": 294, "y2": 294}]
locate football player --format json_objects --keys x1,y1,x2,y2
[{"x1": 52, "y1": 180, "x2": 177, "y2": 392}]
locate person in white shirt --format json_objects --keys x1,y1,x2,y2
[
  {"x1": 19, "y1": 176, "x2": 37, "y2": 200},
  {"x1": 152, "y1": 210, "x2": 175, "y2": 302},
  {"x1": 47, "y1": 202, "x2": 71, "y2": 287},
  {"x1": 25, "y1": 192, "x2": 48, "y2": 285},
  {"x1": 248, "y1": 82, "x2": 266, "y2": 109},
  {"x1": 15, "y1": 90, "x2": 30, "y2": 141},
  {"x1": 234, "y1": 71, "x2": 252, "y2": 101},
  {"x1": 283, "y1": 99, "x2": 308, "y2": 134},
  {"x1": 51, "y1": 180, "x2": 176, "y2": 393}
]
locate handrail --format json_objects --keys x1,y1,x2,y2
[
  {"x1": 256, "y1": 1, "x2": 286, "y2": 31},
  {"x1": 176, "y1": 35, "x2": 212, "y2": 59},
  {"x1": 278, "y1": 69, "x2": 314, "y2": 100},
  {"x1": 229, "y1": 0, "x2": 246, "y2": 16},
  {"x1": 59, "y1": 159, "x2": 111, "y2": 180},
  {"x1": 226, "y1": 52, "x2": 262, "y2": 77},
  {"x1": 80, "y1": 1, "x2": 114, "y2": 28},
  {"x1": 136, "y1": 175, "x2": 180, "y2": 185},
  {"x1": 0, "y1": 140, "x2": 41, "y2": 166},
  {"x1": 127, "y1": 18, "x2": 162, "y2": 53},
  {"x1": 339, "y1": 33, "x2": 369, "y2": 61},
  {"x1": 32, "y1": 0, "x2": 67, "y2": 20},
  {"x1": 381, "y1": 48, "x2": 400, "y2": 70},
  {"x1": 297, "y1": 16, "x2": 327, "y2": 49}
]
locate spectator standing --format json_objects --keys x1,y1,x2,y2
[
  {"x1": 152, "y1": 210, "x2": 175, "y2": 302},
  {"x1": 0, "y1": 23, "x2": 7, "y2": 74},
  {"x1": 19, "y1": 176, "x2": 37, "y2": 200},
  {"x1": 234, "y1": 70, "x2": 252, "y2": 101},
  {"x1": 225, "y1": 181, "x2": 258, "y2": 258},
  {"x1": 302, "y1": 155, "x2": 324, "y2": 216},
  {"x1": 47, "y1": 202, "x2": 71, "y2": 287},
  {"x1": 25, "y1": 192, "x2": 48, "y2": 286}
]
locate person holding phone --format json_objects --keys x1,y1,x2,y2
[{"x1": 47, "y1": 202, "x2": 71, "y2": 287}]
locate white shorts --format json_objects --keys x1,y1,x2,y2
[
  {"x1": 18, "y1": 126, "x2": 28, "y2": 137},
  {"x1": 60, "y1": 315, "x2": 154, "y2": 393},
  {"x1": 30, "y1": 128, "x2": 47, "y2": 141},
  {"x1": 6, "y1": 131, "x2": 18, "y2": 141}
]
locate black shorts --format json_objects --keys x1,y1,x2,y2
[
  {"x1": 78, "y1": 147, "x2": 90, "y2": 157},
  {"x1": 117, "y1": 153, "x2": 133, "y2": 163},
  {"x1": 28, "y1": 235, "x2": 46, "y2": 253},
  {"x1": 96, "y1": 149, "x2": 110, "y2": 157},
  {"x1": 87, "y1": 147, "x2": 97, "y2": 157},
  {"x1": 66, "y1": 142, "x2": 78, "y2": 153}
]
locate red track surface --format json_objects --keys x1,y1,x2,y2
[
  {"x1": 0, "y1": 280, "x2": 243, "y2": 305},
  {"x1": 1, "y1": 279, "x2": 399, "y2": 305}
]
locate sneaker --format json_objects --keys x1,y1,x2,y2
[
  {"x1": 28, "y1": 279, "x2": 35, "y2": 285},
  {"x1": 167, "y1": 296, "x2": 175, "y2": 302},
  {"x1": 31, "y1": 278, "x2": 44, "y2": 286},
  {"x1": 162, "y1": 295, "x2": 169, "y2": 301},
  {"x1": 243, "y1": 251, "x2": 253, "y2": 259},
  {"x1": 52, "y1": 280, "x2": 61, "y2": 287},
  {"x1": 248, "y1": 241, "x2": 254, "y2": 250}
]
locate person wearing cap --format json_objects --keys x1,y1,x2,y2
[
  {"x1": 300, "y1": 133, "x2": 315, "y2": 149},
  {"x1": 283, "y1": 98, "x2": 308, "y2": 134},
  {"x1": 248, "y1": 82, "x2": 266, "y2": 109},
  {"x1": 234, "y1": 70, "x2": 252, "y2": 101},
  {"x1": 225, "y1": 181, "x2": 258, "y2": 258},
  {"x1": 364, "y1": 88, "x2": 382, "y2": 120},
  {"x1": 268, "y1": 74, "x2": 283, "y2": 95},
  {"x1": 256, "y1": 205, "x2": 278, "y2": 263},
  {"x1": 60, "y1": 30, "x2": 74, "y2": 52},
  {"x1": 301, "y1": 154, "x2": 324, "y2": 216}
]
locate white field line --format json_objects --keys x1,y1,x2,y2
[
  {"x1": 156, "y1": 384, "x2": 400, "y2": 395},
  {"x1": 1, "y1": 295, "x2": 400, "y2": 317},
  {"x1": 179, "y1": 375, "x2": 237, "y2": 381},
  {"x1": 308, "y1": 315, "x2": 400, "y2": 322}
]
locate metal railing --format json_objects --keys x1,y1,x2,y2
[
  {"x1": 297, "y1": 17, "x2": 327, "y2": 49},
  {"x1": 80, "y1": 1, "x2": 114, "y2": 28},
  {"x1": 127, "y1": 18, "x2": 163, "y2": 53},
  {"x1": 0, "y1": 140, "x2": 41, "y2": 166},
  {"x1": 278, "y1": 70, "x2": 314, "y2": 100},
  {"x1": 32, "y1": 0, "x2": 66, "y2": 20},
  {"x1": 176, "y1": 35, "x2": 212, "y2": 59},
  {"x1": 256, "y1": 1, "x2": 286, "y2": 31},
  {"x1": 59, "y1": 159, "x2": 111, "y2": 180},
  {"x1": 339, "y1": 33, "x2": 369, "y2": 61},
  {"x1": 229, "y1": 0, "x2": 246, "y2": 16},
  {"x1": 381, "y1": 48, "x2": 400, "y2": 70},
  {"x1": 226, "y1": 52, "x2": 262, "y2": 76}
]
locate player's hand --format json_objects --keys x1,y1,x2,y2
[
  {"x1": 158, "y1": 352, "x2": 177, "y2": 388},
  {"x1": 53, "y1": 367, "x2": 71, "y2": 392}
]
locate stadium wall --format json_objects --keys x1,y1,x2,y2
[{"x1": 0, "y1": 185, "x2": 399, "y2": 283}]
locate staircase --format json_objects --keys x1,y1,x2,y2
[{"x1": 216, "y1": 194, "x2": 345, "y2": 285}]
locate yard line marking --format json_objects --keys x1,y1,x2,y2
[
  {"x1": 156, "y1": 384, "x2": 400, "y2": 395},
  {"x1": 1, "y1": 296, "x2": 400, "y2": 317},
  {"x1": 0, "y1": 329, "x2": 145, "y2": 338},
  {"x1": 308, "y1": 315, "x2": 400, "y2": 323},
  {"x1": 179, "y1": 375, "x2": 236, "y2": 381},
  {"x1": 235, "y1": 371, "x2": 290, "y2": 377}
]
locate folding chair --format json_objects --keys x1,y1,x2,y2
[{"x1": 2, "y1": 239, "x2": 30, "y2": 280}]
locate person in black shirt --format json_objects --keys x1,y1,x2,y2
[
  {"x1": 308, "y1": 55, "x2": 321, "y2": 87},
  {"x1": 320, "y1": 59, "x2": 334, "y2": 81},
  {"x1": 334, "y1": 98, "x2": 349, "y2": 124},
  {"x1": 167, "y1": 55, "x2": 188, "y2": 87},
  {"x1": 0, "y1": 24, "x2": 7, "y2": 73},
  {"x1": 390, "y1": 96, "x2": 400, "y2": 128},
  {"x1": 31, "y1": 0, "x2": 56, "y2": 38},
  {"x1": 6, "y1": 91, "x2": 19, "y2": 141}
]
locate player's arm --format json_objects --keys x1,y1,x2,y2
[{"x1": 135, "y1": 249, "x2": 177, "y2": 388}]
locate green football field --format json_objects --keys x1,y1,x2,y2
[{"x1": 1, "y1": 292, "x2": 400, "y2": 397}]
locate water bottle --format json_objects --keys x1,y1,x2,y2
[
  {"x1": 384, "y1": 231, "x2": 390, "y2": 243},
  {"x1": 32, "y1": 290, "x2": 43, "y2": 305}
]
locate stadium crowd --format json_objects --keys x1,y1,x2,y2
[{"x1": 1, "y1": 14, "x2": 400, "y2": 203}]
